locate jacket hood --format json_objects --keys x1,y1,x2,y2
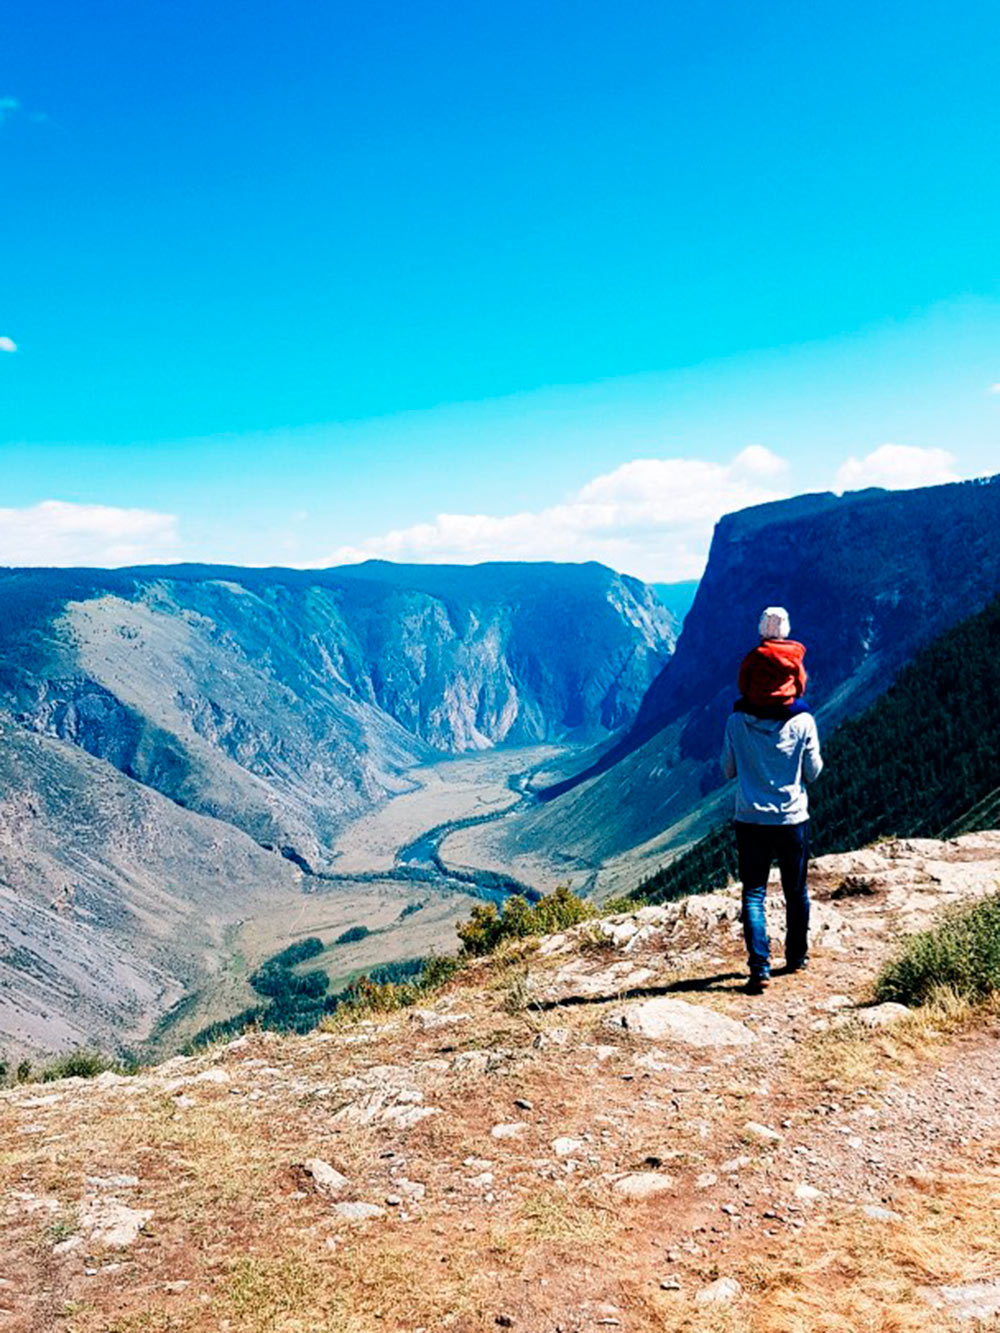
[{"x1": 758, "y1": 638, "x2": 806, "y2": 668}]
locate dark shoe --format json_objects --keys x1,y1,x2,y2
[
  {"x1": 746, "y1": 973, "x2": 771, "y2": 995},
  {"x1": 785, "y1": 957, "x2": 809, "y2": 974}
]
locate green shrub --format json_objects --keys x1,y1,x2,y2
[
  {"x1": 328, "y1": 952, "x2": 463, "y2": 1022},
  {"x1": 266, "y1": 937, "x2": 324, "y2": 968},
  {"x1": 419, "y1": 954, "x2": 462, "y2": 988},
  {"x1": 39, "y1": 1050, "x2": 114, "y2": 1082},
  {"x1": 457, "y1": 885, "x2": 594, "y2": 956},
  {"x1": 334, "y1": 925, "x2": 371, "y2": 945},
  {"x1": 601, "y1": 893, "x2": 648, "y2": 914},
  {"x1": 875, "y1": 892, "x2": 1000, "y2": 1007}
]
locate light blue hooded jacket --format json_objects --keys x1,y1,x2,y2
[{"x1": 721, "y1": 712, "x2": 824, "y2": 825}]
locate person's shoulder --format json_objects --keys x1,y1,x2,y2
[{"x1": 788, "y1": 711, "x2": 818, "y2": 735}]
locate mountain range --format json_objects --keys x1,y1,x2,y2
[
  {"x1": 0, "y1": 561, "x2": 672, "y2": 1057},
  {"x1": 0, "y1": 561, "x2": 673, "y2": 871}
]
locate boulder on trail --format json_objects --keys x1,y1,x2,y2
[{"x1": 616, "y1": 997, "x2": 755, "y2": 1048}]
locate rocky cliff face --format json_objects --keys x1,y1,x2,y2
[
  {"x1": 632, "y1": 475, "x2": 1000, "y2": 758},
  {"x1": 469, "y1": 475, "x2": 1000, "y2": 881},
  {"x1": 0, "y1": 562, "x2": 673, "y2": 868}
]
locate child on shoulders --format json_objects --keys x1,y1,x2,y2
[{"x1": 735, "y1": 606, "x2": 811, "y2": 720}]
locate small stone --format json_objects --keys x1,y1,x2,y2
[
  {"x1": 514, "y1": 1098, "x2": 534, "y2": 1111},
  {"x1": 613, "y1": 1172, "x2": 675, "y2": 1199},
  {"x1": 491, "y1": 1122, "x2": 529, "y2": 1140},
  {"x1": 695, "y1": 1172, "x2": 718, "y2": 1190},
  {"x1": 86, "y1": 1174, "x2": 139, "y2": 1191},
  {"x1": 743, "y1": 1121, "x2": 781, "y2": 1144},
  {"x1": 721, "y1": 1155, "x2": 752, "y2": 1173},
  {"x1": 52, "y1": 1236, "x2": 84, "y2": 1256},
  {"x1": 660, "y1": 1276, "x2": 682, "y2": 1291},
  {"x1": 300, "y1": 1159, "x2": 349, "y2": 1197},
  {"x1": 552, "y1": 1137, "x2": 585, "y2": 1158},
  {"x1": 794, "y1": 1184, "x2": 824, "y2": 1204},
  {"x1": 533, "y1": 1028, "x2": 569, "y2": 1048},
  {"x1": 851, "y1": 1003, "x2": 912, "y2": 1029},
  {"x1": 385, "y1": 1195, "x2": 402, "y2": 1207},
  {"x1": 333, "y1": 1201, "x2": 385, "y2": 1222},
  {"x1": 862, "y1": 1205, "x2": 903, "y2": 1222},
  {"x1": 695, "y1": 1276, "x2": 742, "y2": 1305}
]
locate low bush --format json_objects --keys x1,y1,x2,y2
[
  {"x1": 39, "y1": 1049, "x2": 115, "y2": 1082},
  {"x1": 334, "y1": 925, "x2": 371, "y2": 945},
  {"x1": 326, "y1": 953, "x2": 463, "y2": 1023},
  {"x1": 456, "y1": 885, "x2": 594, "y2": 956},
  {"x1": 266, "y1": 937, "x2": 324, "y2": 968},
  {"x1": 874, "y1": 892, "x2": 1000, "y2": 1007}
]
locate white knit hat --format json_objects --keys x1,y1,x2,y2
[{"x1": 759, "y1": 606, "x2": 790, "y2": 640}]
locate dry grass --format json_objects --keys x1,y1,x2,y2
[
  {"x1": 795, "y1": 989, "x2": 990, "y2": 1090},
  {"x1": 516, "y1": 1185, "x2": 619, "y2": 1248},
  {"x1": 740, "y1": 1154, "x2": 1000, "y2": 1332},
  {"x1": 616, "y1": 1153, "x2": 1000, "y2": 1333}
]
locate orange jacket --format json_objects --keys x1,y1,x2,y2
[{"x1": 738, "y1": 639, "x2": 808, "y2": 705}]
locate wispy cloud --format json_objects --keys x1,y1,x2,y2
[
  {"x1": 320, "y1": 447, "x2": 791, "y2": 581},
  {"x1": 834, "y1": 444, "x2": 958, "y2": 494},
  {"x1": 0, "y1": 94, "x2": 47, "y2": 130},
  {"x1": 0, "y1": 336, "x2": 17, "y2": 353},
  {"x1": 0, "y1": 501, "x2": 180, "y2": 567},
  {"x1": 989, "y1": 383, "x2": 1000, "y2": 395}
]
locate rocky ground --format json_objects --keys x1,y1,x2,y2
[{"x1": 3, "y1": 834, "x2": 1000, "y2": 1332}]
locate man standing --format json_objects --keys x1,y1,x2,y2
[{"x1": 721, "y1": 610, "x2": 824, "y2": 994}]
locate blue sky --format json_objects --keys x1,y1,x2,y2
[{"x1": 1, "y1": 0, "x2": 998, "y2": 578}]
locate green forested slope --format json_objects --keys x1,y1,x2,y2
[{"x1": 635, "y1": 594, "x2": 1000, "y2": 904}]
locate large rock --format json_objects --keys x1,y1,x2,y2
[
  {"x1": 78, "y1": 1199, "x2": 152, "y2": 1249},
  {"x1": 616, "y1": 998, "x2": 755, "y2": 1048}
]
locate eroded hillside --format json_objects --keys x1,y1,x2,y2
[
  {"x1": 1, "y1": 562, "x2": 673, "y2": 868},
  {"x1": 4, "y1": 833, "x2": 1000, "y2": 1332}
]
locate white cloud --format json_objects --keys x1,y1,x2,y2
[
  {"x1": 0, "y1": 96, "x2": 19, "y2": 127},
  {"x1": 834, "y1": 444, "x2": 959, "y2": 494},
  {"x1": 989, "y1": 383, "x2": 1000, "y2": 395},
  {"x1": 0, "y1": 336, "x2": 17, "y2": 353},
  {"x1": 0, "y1": 500, "x2": 180, "y2": 567},
  {"x1": 320, "y1": 447, "x2": 790, "y2": 581}
]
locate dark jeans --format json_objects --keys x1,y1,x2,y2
[{"x1": 734, "y1": 820, "x2": 811, "y2": 978}]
